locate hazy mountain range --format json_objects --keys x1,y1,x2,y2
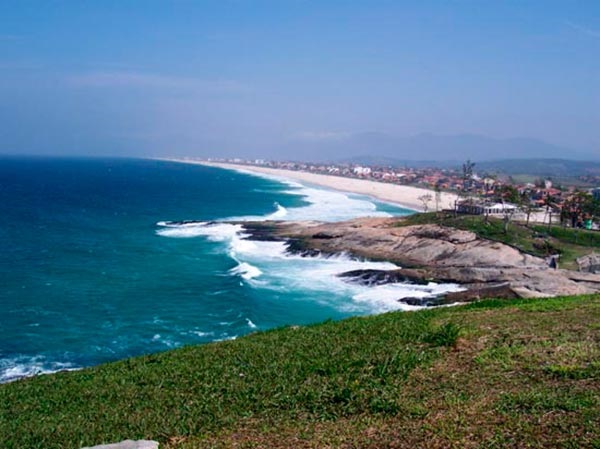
[
  {"x1": 340, "y1": 156, "x2": 600, "y2": 178},
  {"x1": 276, "y1": 132, "x2": 599, "y2": 165}
]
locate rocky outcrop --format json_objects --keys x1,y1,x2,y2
[
  {"x1": 577, "y1": 253, "x2": 600, "y2": 274},
  {"x1": 239, "y1": 217, "x2": 600, "y2": 302}
]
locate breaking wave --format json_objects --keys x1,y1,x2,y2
[{"x1": 0, "y1": 356, "x2": 79, "y2": 384}]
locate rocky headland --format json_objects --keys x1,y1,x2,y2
[{"x1": 236, "y1": 217, "x2": 600, "y2": 306}]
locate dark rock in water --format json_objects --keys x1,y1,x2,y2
[
  {"x1": 163, "y1": 220, "x2": 208, "y2": 226},
  {"x1": 236, "y1": 222, "x2": 287, "y2": 242},
  {"x1": 338, "y1": 269, "x2": 429, "y2": 286},
  {"x1": 287, "y1": 247, "x2": 325, "y2": 258},
  {"x1": 312, "y1": 232, "x2": 342, "y2": 239},
  {"x1": 400, "y1": 296, "x2": 451, "y2": 307},
  {"x1": 442, "y1": 282, "x2": 519, "y2": 302},
  {"x1": 400, "y1": 282, "x2": 520, "y2": 307},
  {"x1": 285, "y1": 239, "x2": 327, "y2": 258}
]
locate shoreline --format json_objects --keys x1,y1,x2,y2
[{"x1": 163, "y1": 158, "x2": 458, "y2": 212}]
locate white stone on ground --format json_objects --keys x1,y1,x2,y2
[{"x1": 81, "y1": 440, "x2": 158, "y2": 449}]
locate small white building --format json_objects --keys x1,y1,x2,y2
[
  {"x1": 353, "y1": 166, "x2": 372, "y2": 176},
  {"x1": 483, "y1": 203, "x2": 518, "y2": 215},
  {"x1": 456, "y1": 200, "x2": 518, "y2": 215}
]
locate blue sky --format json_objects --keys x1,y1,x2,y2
[{"x1": 1, "y1": 1, "x2": 599, "y2": 158}]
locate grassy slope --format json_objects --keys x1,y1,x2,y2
[
  {"x1": 1, "y1": 295, "x2": 599, "y2": 449},
  {"x1": 398, "y1": 212, "x2": 600, "y2": 270}
]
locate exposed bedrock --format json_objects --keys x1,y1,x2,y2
[
  {"x1": 237, "y1": 217, "x2": 600, "y2": 301},
  {"x1": 577, "y1": 253, "x2": 600, "y2": 274}
]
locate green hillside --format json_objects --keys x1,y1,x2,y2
[{"x1": 1, "y1": 295, "x2": 599, "y2": 449}]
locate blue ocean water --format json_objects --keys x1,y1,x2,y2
[{"x1": 0, "y1": 157, "x2": 459, "y2": 383}]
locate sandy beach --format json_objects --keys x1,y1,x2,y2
[{"x1": 166, "y1": 159, "x2": 458, "y2": 212}]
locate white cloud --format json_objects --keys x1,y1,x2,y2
[
  {"x1": 66, "y1": 71, "x2": 251, "y2": 95},
  {"x1": 0, "y1": 34, "x2": 22, "y2": 41},
  {"x1": 566, "y1": 21, "x2": 600, "y2": 39}
]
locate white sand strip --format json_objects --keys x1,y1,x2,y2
[{"x1": 165, "y1": 159, "x2": 458, "y2": 212}]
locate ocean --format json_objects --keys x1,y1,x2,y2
[{"x1": 0, "y1": 157, "x2": 460, "y2": 383}]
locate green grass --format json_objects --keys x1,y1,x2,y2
[
  {"x1": 398, "y1": 212, "x2": 599, "y2": 269},
  {"x1": 423, "y1": 321, "x2": 463, "y2": 347},
  {"x1": 1, "y1": 294, "x2": 599, "y2": 448},
  {"x1": 531, "y1": 225, "x2": 600, "y2": 248}
]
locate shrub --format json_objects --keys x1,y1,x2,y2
[{"x1": 424, "y1": 322, "x2": 462, "y2": 347}]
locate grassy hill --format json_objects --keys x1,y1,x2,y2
[{"x1": 1, "y1": 294, "x2": 599, "y2": 448}]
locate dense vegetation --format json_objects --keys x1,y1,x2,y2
[
  {"x1": 399, "y1": 212, "x2": 600, "y2": 270},
  {"x1": 1, "y1": 294, "x2": 599, "y2": 448}
]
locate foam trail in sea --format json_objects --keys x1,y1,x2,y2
[
  {"x1": 219, "y1": 165, "x2": 416, "y2": 221},
  {"x1": 229, "y1": 187, "x2": 389, "y2": 222}
]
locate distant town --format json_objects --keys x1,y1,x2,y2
[{"x1": 201, "y1": 157, "x2": 600, "y2": 230}]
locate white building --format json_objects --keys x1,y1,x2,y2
[
  {"x1": 353, "y1": 166, "x2": 372, "y2": 176},
  {"x1": 456, "y1": 200, "x2": 518, "y2": 215}
]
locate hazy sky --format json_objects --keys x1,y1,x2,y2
[{"x1": 1, "y1": 1, "x2": 599, "y2": 158}]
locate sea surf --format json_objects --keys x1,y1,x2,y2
[{"x1": 0, "y1": 157, "x2": 461, "y2": 383}]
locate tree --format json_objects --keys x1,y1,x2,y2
[
  {"x1": 543, "y1": 194, "x2": 556, "y2": 231},
  {"x1": 520, "y1": 190, "x2": 535, "y2": 227},
  {"x1": 455, "y1": 159, "x2": 477, "y2": 218},
  {"x1": 434, "y1": 185, "x2": 442, "y2": 212},
  {"x1": 497, "y1": 185, "x2": 520, "y2": 204},
  {"x1": 462, "y1": 160, "x2": 475, "y2": 191},
  {"x1": 418, "y1": 193, "x2": 433, "y2": 213},
  {"x1": 502, "y1": 203, "x2": 516, "y2": 234},
  {"x1": 561, "y1": 191, "x2": 595, "y2": 235},
  {"x1": 591, "y1": 197, "x2": 600, "y2": 225}
]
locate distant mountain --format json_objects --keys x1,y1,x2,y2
[
  {"x1": 475, "y1": 159, "x2": 600, "y2": 177},
  {"x1": 342, "y1": 155, "x2": 456, "y2": 169},
  {"x1": 341, "y1": 156, "x2": 600, "y2": 178},
  {"x1": 274, "y1": 132, "x2": 598, "y2": 163}
]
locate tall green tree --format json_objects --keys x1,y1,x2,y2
[
  {"x1": 462, "y1": 160, "x2": 475, "y2": 191},
  {"x1": 520, "y1": 190, "x2": 535, "y2": 226}
]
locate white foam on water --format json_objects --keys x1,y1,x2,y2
[
  {"x1": 157, "y1": 173, "x2": 464, "y2": 316},
  {"x1": 229, "y1": 261, "x2": 263, "y2": 280},
  {"x1": 219, "y1": 165, "x2": 412, "y2": 222},
  {"x1": 157, "y1": 220, "x2": 208, "y2": 228},
  {"x1": 215, "y1": 337, "x2": 237, "y2": 342},
  {"x1": 246, "y1": 318, "x2": 257, "y2": 329},
  {"x1": 189, "y1": 330, "x2": 214, "y2": 338},
  {"x1": 156, "y1": 222, "x2": 244, "y2": 240},
  {"x1": 157, "y1": 220, "x2": 464, "y2": 314},
  {"x1": 279, "y1": 185, "x2": 385, "y2": 222},
  {"x1": 226, "y1": 186, "x2": 391, "y2": 223},
  {"x1": 243, "y1": 240, "x2": 464, "y2": 314},
  {"x1": 155, "y1": 337, "x2": 178, "y2": 347},
  {"x1": 0, "y1": 356, "x2": 79, "y2": 384},
  {"x1": 351, "y1": 282, "x2": 465, "y2": 312},
  {"x1": 267, "y1": 202, "x2": 288, "y2": 219}
]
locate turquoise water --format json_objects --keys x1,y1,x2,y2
[{"x1": 0, "y1": 157, "x2": 457, "y2": 383}]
